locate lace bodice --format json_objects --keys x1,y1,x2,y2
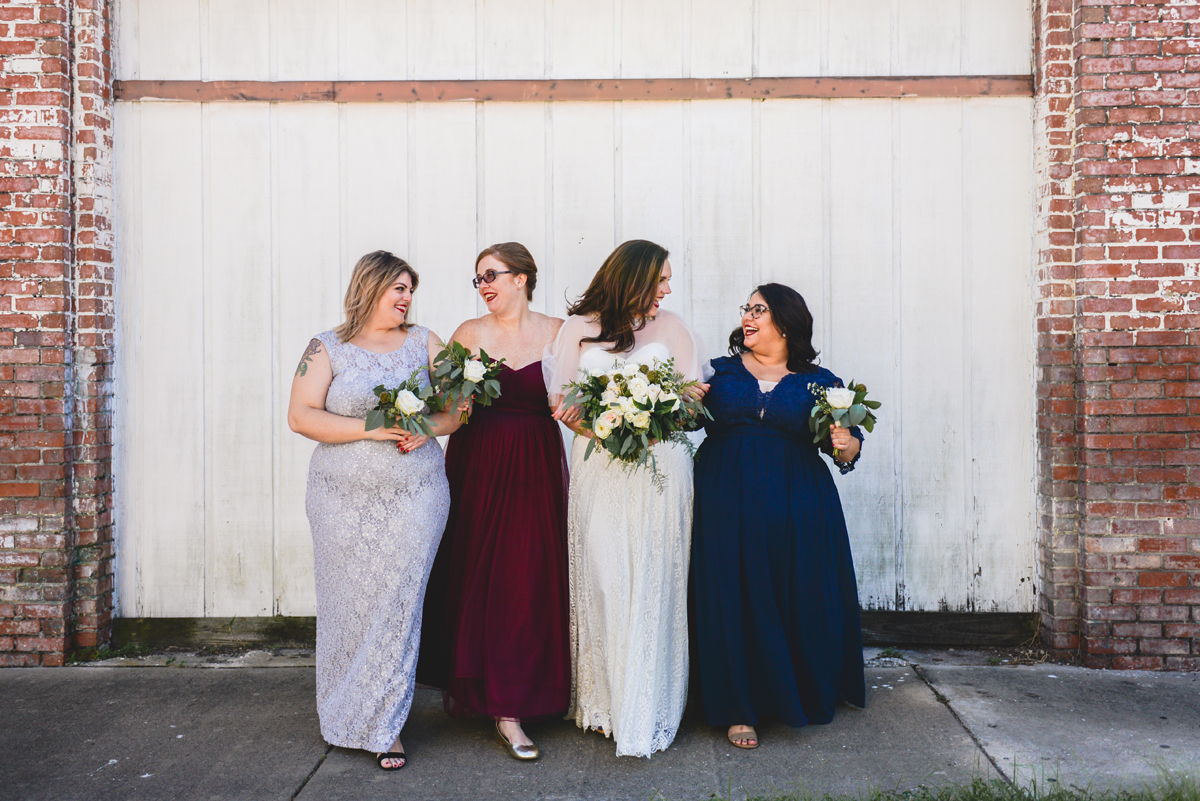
[
  {"x1": 704, "y1": 355, "x2": 863, "y2": 472},
  {"x1": 316, "y1": 326, "x2": 432, "y2": 418}
]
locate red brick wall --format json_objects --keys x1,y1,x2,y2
[
  {"x1": 1037, "y1": 0, "x2": 1200, "y2": 669},
  {"x1": 0, "y1": 0, "x2": 114, "y2": 666}
]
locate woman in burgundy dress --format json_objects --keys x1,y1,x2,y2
[{"x1": 418, "y1": 242, "x2": 570, "y2": 760}]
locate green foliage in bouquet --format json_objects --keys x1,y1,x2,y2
[
  {"x1": 430, "y1": 340, "x2": 506, "y2": 423},
  {"x1": 808, "y1": 379, "x2": 881, "y2": 458},
  {"x1": 562, "y1": 357, "x2": 712, "y2": 490},
  {"x1": 365, "y1": 367, "x2": 437, "y2": 437}
]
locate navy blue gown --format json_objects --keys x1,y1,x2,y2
[{"x1": 691, "y1": 354, "x2": 866, "y2": 728}]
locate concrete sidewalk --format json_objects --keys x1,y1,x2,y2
[{"x1": 0, "y1": 650, "x2": 1195, "y2": 801}]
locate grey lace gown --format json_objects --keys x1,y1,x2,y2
[{"x1": 305, "y1": 325, "x2": 450, "y2": 752}]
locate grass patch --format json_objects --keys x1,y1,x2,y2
[
  {"x1": 717, "y1": 771, "x2": 1200, "y2": 801},
  {"x1": 877, "y1": 647, "x2": 905, "y2": 660},
  {"x1": 65, "y1": 643, "x2": 150, "y2": 665}
]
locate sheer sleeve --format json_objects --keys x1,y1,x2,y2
[
  {"x1": 656, "y1": 310, "x2": 711, "y2": 383},
  {"x1": 542, "y1": 314, "x2": 599, "y2": 405}
]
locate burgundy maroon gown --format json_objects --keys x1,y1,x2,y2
[{"x1": 418, "y1": 360, "x2": 571, "y2": 720}]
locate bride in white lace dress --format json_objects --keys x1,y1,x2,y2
[{"x1": 544, "y1": 240, "x2": 709, "y2": 758}]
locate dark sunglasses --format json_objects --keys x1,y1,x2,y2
[{"x1": 472, "y1": 269, "x2": 513, "y2": 289}]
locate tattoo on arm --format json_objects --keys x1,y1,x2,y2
[{"x1": 296, "y1": 339, "x2": 323, "y2": 377}]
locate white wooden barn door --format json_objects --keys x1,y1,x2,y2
[{"x1": 113, "y1": 1, "x2": 1036, "y2": 618}]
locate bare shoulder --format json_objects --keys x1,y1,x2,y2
[
  {"x1": 530, "y1": 311, "x2": 566, "y2": 339},
  {"x1": 449, "y1": 316, "x2": 483, "y2": 348},
  {"x1": 294, "y1": 337, "x2": 329, "y2": 378}
]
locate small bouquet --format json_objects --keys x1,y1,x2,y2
[
  {"x1": 430, "y1": 340, "x2": 505, "y2": 423},
  {"x1": 808, "y1": 380, "x2": 880, "y2": 459},
  {"x1": 562, "y1": 357, "x2": 711, "y2": 490},
  {"x1": 365, "y1": 367, "x2": 437, "y2": 437}
]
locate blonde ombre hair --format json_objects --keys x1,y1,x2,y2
[{"x1": 334, "y1": 250, "x2": 420, "y2": 342}]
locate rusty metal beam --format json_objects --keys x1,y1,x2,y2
[{"x1": 115, "y1": 76, "x2": 1033, "y2": 103}]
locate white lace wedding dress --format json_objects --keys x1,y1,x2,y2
[{"x1": 544, "y1": 310, "x2": 707, "y2": 758}]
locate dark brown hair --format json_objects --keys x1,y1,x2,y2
[
  {"x1": 476, "y1": 242, "x2": 537, "y2": 301},
  {"x1": 335, "y1": 250, "x2": 419, "y2": 341},
  {"x1": 567, "y1": 239, "x2": 668, "y2": 354},
  {"x1": 728, "y1": 283, "x2": 819, "y2": 373}
]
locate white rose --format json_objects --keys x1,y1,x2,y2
[
  {"x1": 631, "y1": 411, "x2": 651, "y2": 430},
  {"x1": 627, "y1": 375, "x2": 650, "y2": 403},
  {"x1": 606, "y1": 407, "x2": 623, "y2": 426},
  {"x1": 647, "y1": 384, "x2": 662, "y2": 403},
  {"x1": 620, "y1": 362, "x2": 640, "y2": 378},
  {"x1": 825, "y1": 387, "x2": 856, "y2": 409},
  {"x1": 394, "y1": 389, "x2": 424, "y2": 416},
  {"x1": 616, "y1": 396, "x2": 636, "y2": 415},
  {"x1": 659, "y1": 391, "x2": 680, "y2": 412},
  {"x1": 593, "y1": 416, "x2": 612, "y2": 439},
  {"x1": 601, "y1": 388, "x2": 620, "y2": 405},
  {"x1": 463, "y1": 359, "x2": 487, "y2": 383}
]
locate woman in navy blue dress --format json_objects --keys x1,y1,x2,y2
[{"x1": 691, "y1": 283, "x2": 865, "y2": 750}]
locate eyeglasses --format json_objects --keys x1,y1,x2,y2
[
  {"x1": 739, "y1": 304, "x2": 770, "y2": 320},
  {"x1": 472, "y1": 269, "x2": 513, "y2": 289}
]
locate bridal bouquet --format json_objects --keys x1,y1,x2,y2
[
  {"x1": 808, "y1": 380, "x2": 880, "y2": 458},
  {"x1": 430, "y1": 341, "x2": 505, "y2": 423},
  {"x1": 366, "y1": 367, "x2": 438, "y2": 437},
  {"x1": 561, "y1": 357, "x2": 711, "y2": 489}
]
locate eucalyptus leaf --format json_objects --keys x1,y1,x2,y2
[
  {"x1": 863, "y1": 399, "x2": 881, "y2": 409},
  {"x1": 365, "y1": 409, "x2": 385, "y2": 431},
  {"x1": 848, "y1": 405, "x2": 867, "y2": 426},
  {"x1": 863, "y1": 417, "x2": 875, "y2": 433}
]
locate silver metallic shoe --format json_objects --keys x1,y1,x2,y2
[{"x1": 495, "y1": 720, "x2": 539, "y2": 761}]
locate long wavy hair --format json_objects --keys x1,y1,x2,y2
[
  {"x1": 728, "y1": 283, "x2": 820, "y2": 373},
  {"x1": 567, "y1": 239, "x2": 668, "y2": 354},
  {"x1": 334, "y1": 250, "x2": 419, "y2": 342}
]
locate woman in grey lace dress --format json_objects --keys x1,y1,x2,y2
[{"x1": 287, "y1": 250, "x2": 459, "y2": 770}]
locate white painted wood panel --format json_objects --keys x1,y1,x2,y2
[
  {"x1": 340, "y1": 0, "x2": 408, "y2": 80},
  {"x1": 273, "y1": 104, "x2": 341, "y2": 616},
  {"x1": 204, "y1": 103, "x2": 275, "y2": 616},
  {"x1": 898, "y1": 100, "x2": 969, "y2": 612},
  {"x1": 481, "y1": 103, "x2": 548, "y2": 314},
  {"x1": 132, "y1": 0, "x2": 201, "y2": 80},
  {"x1": 127, "y1": 102, "x2": 206, "y2": 616},
  {"x1": 408, "y1": 103, "x2": 478, "y2": 340},
  {"x1": 827, "y1": 99, "x2": 898, "y2": 610},
  {"x1": 620, "y1": 101, "x2": 685, "y2": 278},
  {"x1": 276, "y1": 0, "x2": 339, "y2": 81},
  {"x1": 204, "y1": 0, "x2": 270, "y2": 81},
  {"x1": 340, "y1": 104, "x2": 410, "y2": 289},
  {"x1": 688, "y1": 99, "x2": 753, "y2": 355},
  {"x1": 116, "y1": 0, "x2": 1032, "y2": 80}
]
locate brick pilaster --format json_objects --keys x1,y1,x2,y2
[{"x1": 0, "y1": 0, "x2": 114, "y2": 666}]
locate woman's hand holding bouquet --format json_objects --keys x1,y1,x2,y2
[
  {"x1": 430, "y1": 341, "x2": 505, "y2": 423},
  {"x1": 561, "y1": 357, "x2": 712, "y2": 489},
  {"x1": 365, "y1": 368, "x2": 438, "y2": 441},
  {"x1": 808, "y1": 380, "x2": 880, "y2": 460}
]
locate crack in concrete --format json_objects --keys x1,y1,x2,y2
[
  {"x1": 290, "y1": 744, "x2": 333, "y2": 800},
  {"x1": 911, "y1": 664, "x2": 1011, "y2": 786}
]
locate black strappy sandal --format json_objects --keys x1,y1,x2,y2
[{"x1": 376, "y1": 751, "x2": 407, "y2": 771}]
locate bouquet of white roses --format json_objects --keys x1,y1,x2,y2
[
  {"x1": 808, "y1": 380, "x2": 880, "y2": 458},
  {"x1": 562, "y1": 357, "x2": 711, "y2": 489},
  {"x1": 366, "y1": 367, "x2": 437, "y2": 437},
  {"x1": 430, "y1": 340, "x2": 506, "y2": 423}
]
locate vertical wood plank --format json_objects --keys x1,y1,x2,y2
[
  {"x1": 482, "y1": 0, "x2": 544, "y2": 79},
  {"x1": 273, "y1": 104, "x2": 341, "y2": 616},
  {"x1": 689, "y1": 99, "x2": 752, "y2": 356},
  {"x1": 825, "y1": 0, "x2": 892, "y2": 77},
  {"x1": 964, "y1": 0, "x2": 1034, "y2": 76},
  {"x1": 896, "y1": 0, "x2": 961, "y2": 76},
  {"x1": 409, "y1": 103, "x2": 478, "y2": 339},
  {"x1": 898, "y1": 99, "x2": 968, "y2": 612},
  {"x1": 551, "y1": 102, "x2": 615, "y2": 309},
  {"x1": 827, "y1": 99, "x2": 898, "y2": 609},
  {"x1": 552, "y1": 0, "x2": 615, "y2": 79},
  {"x1": 620, "y1": 101, "x2": 685, "y2": 280},
  {"x1": 620, "y1": 0, "x2": 685, "y2": 78},
  {"x1": 412, "y1": 0, "x2": 475, "y2": 80},
  {"x1": 112, "y1": 101, "x2": 142, "y2": 614},
  {"x1": 114, "y1": 0, "x2": 140, "y2": 79},
  {"x1": 205, "y1": 102, "x2": 275, "y2": 616},
  {"x1": 135, "y1": 0, "x2": 201, "y2": 80},
  {"x1": 966, "y1": 97, "x2": 1036, "y2": 612},
  {"x1": 756, "y1": 0, "x2": 821, "y2": 77},
  {"x1": 136, "y1": 102, "x2": 206, "y2": 616},
  {"x1": 275, "y1": 0, "x2": 338, "y2": 80},
  {"x1": 205, "y1": 0, "x2": 270, "y2": 80},
  {"x1": 482, "y1": 103, "x2": 548, "y2": 312},
  {"x1": 758, "y1": 99, "x2": 822, "y2": 297},
  {"x1": 342, "y1": 104, "x2": 409, "y2": 270},
  {"x1": 341, "y1": 0, "x2": 408, "y2": 79},
  {"x1": 690, "y1": 0, "x2": 753, "y2": 78}
]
